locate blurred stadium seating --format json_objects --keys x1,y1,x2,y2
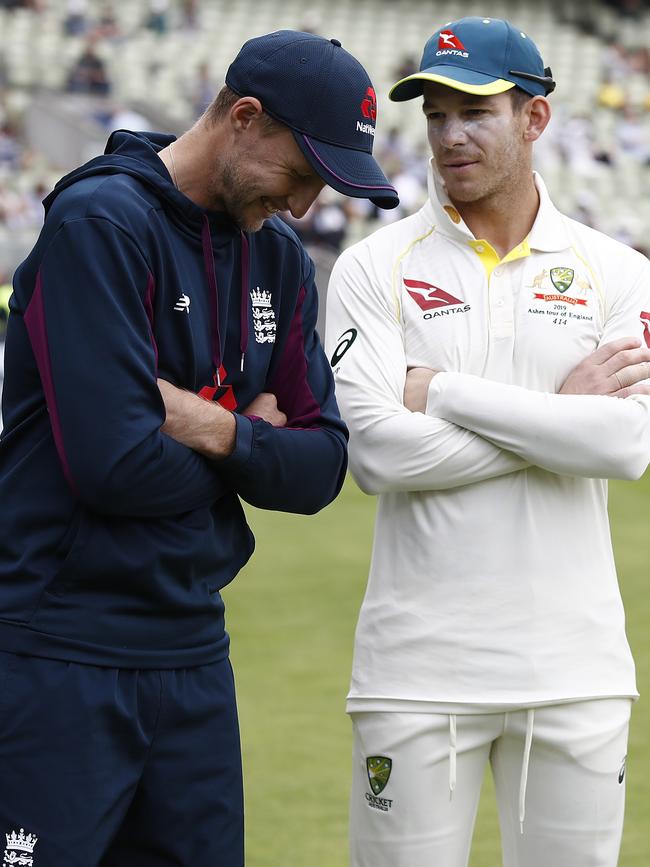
[{"x1": 0, "y1": 0, "x2": 649, "y2": 301}]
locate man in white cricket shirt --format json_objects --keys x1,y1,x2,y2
[{"x1": 325, "y1": 16, "x2": 650, "y2": 867}]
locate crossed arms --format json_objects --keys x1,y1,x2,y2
[
  {"x1": 324, "y1": 249, "x2": 650, "y2": 494},
  {"x1": 404, "y1": 338, "x2": 650, "y2": 482}
]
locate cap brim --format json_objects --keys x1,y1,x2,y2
[
  {"x1": 293, "y1": 132, "x2": 399, "y2": 210},
  {"x1": 390, "y1": 67, "x2": 515, "y2": 101}
]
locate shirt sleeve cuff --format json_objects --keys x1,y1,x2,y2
[
  {"x1": 425, "y1": 371, "x2": 453, "y2": 416},
  {"x1": 218, "y1": 413, "x2": 255, "y2": 469}
]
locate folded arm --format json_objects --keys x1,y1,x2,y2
[
  {"x1": 425, "y1": 337, "x2": 650, "y2": 481},
  {"x1": 325, "y1": 247, "x2": 530, "y2": 495},
  {"x1": 159, "y1": 263, "x2": 347, "y2": 516},
  {"x1": 26, "y1": 218, "x2": 227, "y2": 516}
]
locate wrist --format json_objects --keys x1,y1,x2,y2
[{"x1": 199, "y1": 405, "x2": 237, "y2": 459}]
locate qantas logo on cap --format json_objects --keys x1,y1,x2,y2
[
  {"x1": 439, "y1": 30, "x2": 466, "y2": 50},
  {"x1": 437, "y1": 28, "x2": 469, "y2": 58},
  {"x1": 404, "y1": 278, "x2": 471, "y2": 318}
]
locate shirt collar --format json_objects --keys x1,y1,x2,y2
[{"x1": 425, "y1": 159, "x2": 570, "y2": 254}]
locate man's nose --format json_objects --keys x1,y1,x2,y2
[
  {"x1": 288, "y1": 180, "x2": 324, "y2": 219},
  {"x1": 438, "y1": 116, "x2": 468, "y2": 148}
]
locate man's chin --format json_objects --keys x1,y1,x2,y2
[{"x1": 230, "y1": 209, "x2": 270, "y2": 234}]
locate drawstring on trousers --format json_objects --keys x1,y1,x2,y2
[
  {"x1": 448, "y1": 714, "x2": 457, "y2": 799},
  {"x1": 519, "y1": 708, "x2": 535, "y2": 834},
  {"x1": 446, "y1": 709, "x2": 535, "y2": 829}
]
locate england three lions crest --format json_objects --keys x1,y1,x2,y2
[
  {"x1": 4, "y1": 829, "x2": 38, "y2": 866},
  {"x1": 251, "y1": 287, "x2": 276, "y2": 344}
]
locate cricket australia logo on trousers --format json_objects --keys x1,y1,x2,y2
[
  {"x1": 365, "y1": 756, "x2": 394, "y2": 812},
  {"x1": 251, "y1": 287, "x2": 276, "y2": 344},
  {"x1": 3, "y1": 829, "x2": 38, "y2": 866}
]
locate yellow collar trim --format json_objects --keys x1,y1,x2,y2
[{"x1": 469, "y1": 237, "x2": 531, "y2": 279}]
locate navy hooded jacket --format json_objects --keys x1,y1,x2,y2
[{"x1": 0, "y1": 130, "x2": 348, "y2": 668}]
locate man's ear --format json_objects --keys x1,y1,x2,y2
[
  {"x1": 523, "y1": 96, "x2": 551, "y2": 143},
  {"x1": 230, "y1": 96, "x2": 264, "y2": 132}
]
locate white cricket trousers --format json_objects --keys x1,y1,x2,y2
[{"x1": 349, "y1": 699, "x2": 632, "y2": 867}]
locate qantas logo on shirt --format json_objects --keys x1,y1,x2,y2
[{"x1": 404, "y1": 278, "x2": 471, "y2": 318}]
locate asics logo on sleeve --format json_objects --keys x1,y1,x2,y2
[{"x1": 331, "y1": 328, "x2": 358, "y2": 368}]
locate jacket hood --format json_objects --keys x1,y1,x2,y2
[
  {"x1": 42, "y1": 129, "x2": 252, "y2": 379},
  {"x1": 43, "y1": 130, "x2": 237, "y2": 235}
]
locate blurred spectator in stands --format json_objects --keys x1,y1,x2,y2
[
  {"x1": 559, "y1": 112, "x2": 606, "y2": 178},
  {"x1": 22, "y1": 180, "x2": 47, "y2": 227},
  {"x1": 308, "y1": 197, "x2": 349, "y2": 253},
  {"x1": 67, "y1": 38, "x2": 111, "y2": 96},
  {"x1": 179, "y1": 0, "x2": 199, "y2": 30},
  {"x1": 0, "y1": 122, "x2": 21, "y2": 170},
  {"x1": 375, "y1": 125, "x2": 417, "y2": 176},
  {"x1": 378, "y1": 165, "x2": 426, "y2": 224},
  {"x1": 96, "y1": 2, "x2": 121, "y2": 42},
  {"x1": 146, "y1": 0, "x2": 169, "y2": 35},
  {"x1": 597, "y1": 74, "x2": 627, "y2": 110},
  {"x1": 603, "y1": 0, "x2": 648, "y2": 18},
  {"x1": 0, "y1": 0, "x2": 41, "y2": 8},
  {"x1": 616, "y1": 104, "x2": 650, "y2": 163},
  {"x1": 299, "y1": 9, "x2": 323, "y2": 35},
  {"x1": 0, "y1": 276, "x2": 11, "y2": 330},
  {"x1": 103, "y1": 104, "x2": 152, "y2": 134},
  {"x1": 393, "y1": 54, "x2": 418, "y2": 83},
  {"x1": 190, "y1": 61, "x2": 219, "y2": 120},
  {"x1": 0, "y1": 181, "x2": 30, "y2": 229},
  {"x1": 602, "y1": 37, "x2": 635, "y2": 83},
  {"x1": 281, "y1": 192, "x2": 351, "y2": 254},
  {"x1": 63, "y1": 0, "x2": 89, "y2": 36}
]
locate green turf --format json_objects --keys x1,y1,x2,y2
[{"x1": 224, "y1": 472, "x2": 649, "y2": 866}]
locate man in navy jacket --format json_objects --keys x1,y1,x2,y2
[{"x1": 0, "y1": 31, "x2": 398, "y2": 867}]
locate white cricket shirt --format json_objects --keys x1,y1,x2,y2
[{"x1": 326, "y1": 165, "x2": 650, "y2": 709}]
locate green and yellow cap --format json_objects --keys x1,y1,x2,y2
[{"x1": 390, "y1": 17, "x2": 555, "y2": 101}]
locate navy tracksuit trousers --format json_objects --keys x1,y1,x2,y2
[{"x1": 0, "y1": 651, "x2": 244, "y2": 866}]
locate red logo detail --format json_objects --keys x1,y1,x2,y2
[
  {"x1": 404, "y1": 278, "x2": 465, "y2": 311},
  {"x1": 533, "y1": 293, "x2": 587, "y2": 306},
  {"x1": 438, "y1": 30, "x2": 466, "y2": 51},
  {"x1": 360, "y1": 87, "x2": 377, "y2": 121},
  {"x1": 198, "y1": 364, "x2": 237, "y2": 410},
  {"x1": 641, "y1": 311, "x2": 650, "y2": 348}
]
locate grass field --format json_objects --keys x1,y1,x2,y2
[{"x1": 224, "y1": 471, "x2": 650, "y2": 866}]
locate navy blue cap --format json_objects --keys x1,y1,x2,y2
[
  {"x1": 390, "y1": 17, "x2": 555, "y2": 102},
  {"x1": 226, "y1": 30, "x2": 399, "y2": 209}
]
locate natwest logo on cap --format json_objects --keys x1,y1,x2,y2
[
  {"x1": 438, "y1": 30, "x2": 466, "y2": 50},
  {"x1": 360, "y1": 87, "x2": 377, "y2": 121},
  {"x1": 357, "y1": 86, "x2": 377, "y2": 136}
]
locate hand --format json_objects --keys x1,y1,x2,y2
[
  {"x1": 157, "y1": 378, "x2": 236, "y2": 458},
  {"x1": 241, "y1": 392, "x2": 287, "y2": 427},
  {"x1": 404, "y1": 367, "x2": 441, "y2": 412},
  {"x1": 560, "y1": 337, "x2": 650, "y2": 398}
]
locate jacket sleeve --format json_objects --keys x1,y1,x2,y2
[
  {"x1": 426, "y1": 261, "x2": 650, "y2": 481},
  {"x1": 324, "y1": 244, "x2": 530, "y2": 495},
  {"x1": 216, "y1": 262, "x2": 348, "y2": 515},
  {"x1": 25, "y1": 217, "x2": 227, "y2": 516}
]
